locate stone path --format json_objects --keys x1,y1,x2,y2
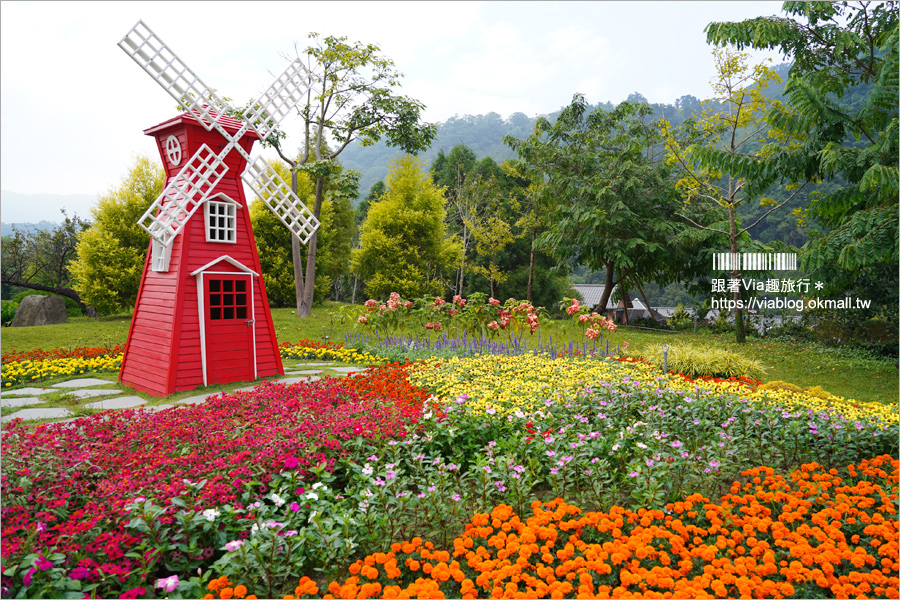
[{"x1": 0, "y1": 362, "x2": 363, "y2": 425}]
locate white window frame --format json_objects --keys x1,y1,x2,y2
[{"x1": 205, "y1": 200, "x2": 237, "y2": 243}]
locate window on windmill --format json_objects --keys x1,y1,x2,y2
[
  {"x1": 205, "y1": 201, "x2": 236, "y2": 243},
  {"x1": 151, "y1": 239, "x2": 173, "y2": 272}
]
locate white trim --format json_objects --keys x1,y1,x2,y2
[
  {"x1": 190, "y1": 255, "x2": 259, "y2": 277},
  {"x1": 196, "y1": 273, "x2": 207, "y2": 386},
  {"x1": 151, "y1": 238, "x2": 173, "y2": 272},
  {"x1": 195, "y1": 268, "x2": 257, "y2": 385}
]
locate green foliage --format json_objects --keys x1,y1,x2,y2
[
  {"x1": 706, "y1": 1, "x2": 899, "y2": 275},
  {"x1": 69, "y1": 156, "x2": 164, "y2": 315},
  {"x1": 352, "y1": 156, "x2": 462, "y2": 299},
  {"x1": 1, "y1": 301, "x2": 17, "y2": 327},
  {"x1": 10, "y1": 290, "x2": 83, "y2": 318},
  {"x1": 644, "y1": 342, "x2": 767, "y2": 379},
  {"x1": 250, "y1": 162, "x2": 355, "y2": 306},
  {"x1": 506, "y1": 96, "x2": 702, "y2": 314},
  {"x1": 666, "y1": 304, "x2": 693, "y2": 331},
  {"x1": 1, "y1": 210, "x2": 91, "y2": 309}
]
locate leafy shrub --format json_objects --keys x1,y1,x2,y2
[
  {"x1": 644, "y1": 343, "x2": 766, "y2": 379},
  {"x1": 1, "y1": 301, "x2": 17, "y2": 327},
  {"x1": 629, "y1": 315, "x2": 672, "y2": 330},
  {"x1": 765, "y1": 320, "x2": 817, "y2": 342},
  {"x1": 757, "y1": 380, "x2": 803, "y2": 394},
  {"x1": 707, "y1": 311, "x2": 735, "y2": 334},
  {"x1": 803, "y1": 385, "x2": 838, "y2": 400},
  {"x1": 665, "y1": 304, "x2": 693, "y2": 330},
  {"x1": 11, "y1": 290, "x2": 83, "y2": 317}
]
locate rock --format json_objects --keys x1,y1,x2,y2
[{"x1": 10, "y1": 295, "x2": 68, "y2": 327}]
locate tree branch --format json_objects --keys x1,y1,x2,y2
[
  {"x1": 675, "y1": 213, "x2": 729, "y2": 235},
  {"x1": 738, "y1": 183, "x2": 808, "y2": 235}
]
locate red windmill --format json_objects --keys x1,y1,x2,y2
[{"x1": 116, "y1": 21, "x2": 319, "y2": 396}]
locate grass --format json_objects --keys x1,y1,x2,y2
[{"x1": 2, "y1": 301, "x2": 896, "y2": 405}]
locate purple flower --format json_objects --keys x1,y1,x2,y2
[
  {"x1": 22, "y1": 567, "x2": 36, "y2": 587},
  {"x1": 156, "y1": 575, "x2": 180, "y2": 593},
  {"x1": 224, "y1": 540, "x2": 244, "y2": 551}
]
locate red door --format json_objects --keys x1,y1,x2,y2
[{"x1": 204, "y1": 274, "x2": 254, "y2": 384}]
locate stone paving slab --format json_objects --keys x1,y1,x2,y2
[
  {"x1": 1, "y1": 407, "x2": 74, "y2": 422},
  {"x1": 83, "y1": 396, "x2": 146, "y2": 410},
  {"x1": 1, "y1": 387, "x2": 55, "y2": 396},
  {"x1": 271, "y1": 376, "x2": 321, "y2": 385},
  {"x1": 291, "y1": 362, "x2": 335, "y2": 366},
  {"x1": 175, "y1": 394, "x2": 216, "y2": 405},
  {"x1": 1, "y1": 397, "x2": 45, "y2": 408},
  {"x1": 52, "y1": 378, "x2": 116, "y2": 388},
  {"x1": 66, "y1": 389, "x2": 122, "y2": 399},
  {"x1": 284, "y1": 369, "x2": 323, "y2": 375},
  {"x1": 329, "y1": 366, "x2": 365, "y2": 373},
  {"x1": 232, "y1": 385, "x2": 260, "y2": 392}
]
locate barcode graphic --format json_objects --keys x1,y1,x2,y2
[{"x1": 713, "y1": 253, "x2": 797, "y2": 271}]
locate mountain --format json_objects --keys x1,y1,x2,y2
[
  {"x1": 1, "y1": 220, "x2": 60, "y2": 237},
  {"x1": 0, "y1": 191, "x2": 96, "y2": 225}
]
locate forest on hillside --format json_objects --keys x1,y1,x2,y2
[{"x1": 3, "y1": 1, "x2": 896, "y2": 356}]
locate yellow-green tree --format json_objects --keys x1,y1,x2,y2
[
  {"x1": 250, "y1": 160, "x2": 351, "y2": 306},
  {"x1": 69, "y1": 155, "x2": 164, "y2": 314},
  {"x1": 352, "y1": 155, "x2": 461, "y2": 299},
  {"x1": 662, "y1": 47, "x2": 804, "y2": 343}
]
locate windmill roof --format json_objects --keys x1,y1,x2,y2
[{"x1": 143, "y1": 106, "x2": 260, "y2": 139}]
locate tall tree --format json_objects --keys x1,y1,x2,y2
[
  {"x1": 253, "y1": 33, "x2": 436, "y2": 317},
  {"x1": 1, "y1": 210, "x2": 91, "y2": 311},
  {"x1": 352, "y1": 155, "x2": 461, "y2": 299},
  {"x1": 705, "y1": 1, "x2": 898, "y2": 281},
  {"x1": 504, "y1": 96, "x2": 690, "y2": 314},
  {"x1": 662, "y1": 47, "x2": 806, "y2": 343},
  {"x1": 68, "y1": 155, "x2": 165, "y2": 314}
]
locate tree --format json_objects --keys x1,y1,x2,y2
[
  {"x1": 251, "y1": 160, "x2": 356, "y2": 306},
  {"x1": 662, "y1": 47, "x2": 806, "y2": 343},
  {"x1": 68, "y1": 156, "x2": 165, "y2": 314},
  {"x1": 706, "y1": 1, "x2": 898, "y2": 281},
  {"x1": 1, "y1": 210, "x2": 91, "y2": 311},
  {"x1": 504, "y1": 96, "x2": 694, "y2": 315},
  {"x1": 256, "y1": 33, "x2": 436, "y2": 318},
  {"x1": 467, "y1": 211, "x2": 522, "y2": 298},
  {"x1": 351, "y1": 155, "x2": 461, "y2": 299}
]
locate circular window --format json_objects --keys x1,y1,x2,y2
[{"x1": 165, "y1": 135, "x2": 182, "y2": 166}]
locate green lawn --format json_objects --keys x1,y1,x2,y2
[{"x1": 2, "y1": 302, "x2": 896, "y2": 405}]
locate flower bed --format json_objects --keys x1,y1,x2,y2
[
  {"x1": 1, "y1": 375, "x2": 427, "y2": 599},
  {"x1": 1, "y1": 349, "x2": 897, "y2": 599},
  {"x1": 0, "y1": 341, "x2": 385, "y2": 388},
  {"x1": 306, "y1": 455, "x2": 899, "y2": 599}
]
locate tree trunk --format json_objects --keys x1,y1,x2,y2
[
  {"x1": 635, "y1": 281, "x2": 654, "y2": 324},
  {"x1": 728, "y1": 203, "x2": 746, "y2": 343},
  {"x1": 597, "y1": 262, "x2": 615, "y2": 317},
  {"x1": 299, "y1": 176, "x2": 326, "y2": 318},
  {"x1": 526, "y1": 227, "x2": 535, "y2": 303},
  {"x1": 292, "y1": 237, "x2": 304, "y2": 313},
  {"x1": 1, "y1": 280, "x2": 88, "y2": 313}
]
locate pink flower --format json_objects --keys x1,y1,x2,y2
[
  {"x1": 453, "y1": 295, "x2": 466, "y2": 307},
  {"x1": 34, "y1": 556, "x2": 53, "y2": 571},
  {"x1": 607, "y1": 323, "x2": 617, "y2": 333},
  {"x1": 22, "y1": 567, "x2": 36, "y2": 587},
  {"x1": 489, "y1": 297, "x2": 500, "y2": 307},
  {"x1": 156, "y1": 575, "x2": 179, "y2": 593},
  {"x1": 119, "y1": 587, "x2": 146, "y2": 599},
  {"x1": 622, "y1": 342, "x2": 629, "y2": 350},
  {"x1": 224, "y1": 540, "x2": 244, "y2": 551},
  {"x1": 289, "y1": 502, "x2": 301, "y2": 512},
  {"x1": 585, "y1": 327, "x2": 600, "y2": 340},
  {"x1": 283, "y1": 456, "x2": 299, "y2": 469},
  {"x1": 364, "y1": 299, "x2": 378, "y2": 309},
  {"x1": 358, "y1": 315, "x2": 368, "y2": 324},
  {"x1": 403, "y1": 301, "x2": 413, "y2": 308},
  {"x1": 487, "y1": 321, "x2": 500, "y2": 331}
]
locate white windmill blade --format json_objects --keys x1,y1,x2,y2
[
  {"x1": 118, "y1": 20, "x2": 234, "y2": 136},
  {"x1": 138, "y1": 144, "x2": 229, "y2": 246},
  {"x1": 242, "y1": 157, "x2": 320, "y2": 245},
  {"x1": 242, "y1": 60, "x2": 314, "y2": 143}
]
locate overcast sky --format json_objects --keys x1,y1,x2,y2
[{"x1": 1, "y1": 1, "x2": 786, "y2": 221}]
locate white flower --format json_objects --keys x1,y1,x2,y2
[
  {"x1": 636, "y1": 442, "x2": 648, "y2": 449},
  {"x1": 270, "y1": 493, "x2": 285, "y2": 507},
  {"x1": 308, "y1": 510, "x2": 318, "y2": 522},
  {"x1": 362, "y1": 465, "x2": 374, "y2": 476},
  {"x1": 305, "y1": 492, "x2": 319, "y2": 501},
  {"x1": 202, "y1": 508, "x2": 220, "y2": 522},
  {"x1": 250, "y1": 523, "x2": 260, "y2": 535},
  {"x1": 312, "y1": 482, "x2": 325, "y2": 491},
  {"x1": 612, "y1": 444, "x2": 620, "y2": 451}
]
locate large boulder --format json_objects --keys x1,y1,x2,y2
[{"x1": 10, "y1": 295, "x2": 69, "y2": 327}]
